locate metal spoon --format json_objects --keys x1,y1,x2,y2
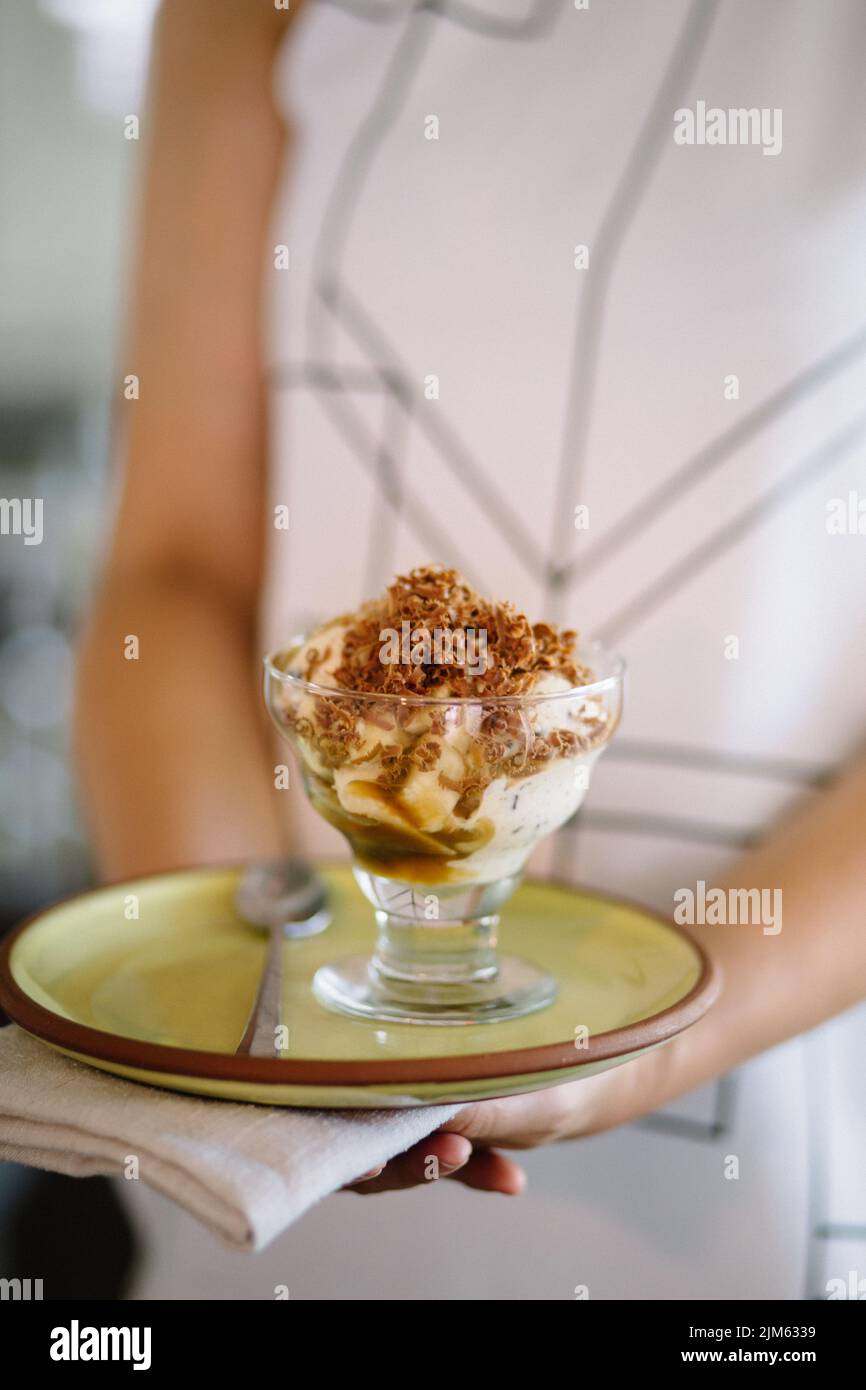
[{"x1": 234, "y1": 860, "x2": 330, "y2": 1058}]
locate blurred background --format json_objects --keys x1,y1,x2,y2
[
  {"x1": 0, "y1": 0, "x2": 158, "y2": 1298},
  {"x1": 0, "y1": 0, "x2": 157, "y2": 925}
]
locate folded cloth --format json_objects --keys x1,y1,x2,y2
[{"x1": 0, "y1": 1026, "x2": 460, "y2": 1251}]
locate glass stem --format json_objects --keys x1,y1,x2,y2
[{"x1": 369, "y1": 909, "x2": 501, "y2": 1006}]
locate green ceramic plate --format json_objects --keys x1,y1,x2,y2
[{"x1": 0, "y1": 865, "x2": 719, "y2": 1108}]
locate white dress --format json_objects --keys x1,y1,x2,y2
[{"x1": 247, "y1": 0, "x2": 866, "y2": 1298}]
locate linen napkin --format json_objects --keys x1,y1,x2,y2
[{"x1": 0, "y1": 1025, "x2": 460, "y2": 1251}]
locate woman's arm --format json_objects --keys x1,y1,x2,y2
[
  {"x1": 614, "y1": 745, "x2": 866, "y2": 1118},
  {"x1": 75, "y1": 0, "x2": 302, "y2": 878}
]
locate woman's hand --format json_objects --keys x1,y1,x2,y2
[{"x1": 345, "y1": 1071, "x2": 624, "y2": 1196}]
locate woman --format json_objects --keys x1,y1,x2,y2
[{"x1": 76, "y1": 0, "x2": 866, "y2": 1298}]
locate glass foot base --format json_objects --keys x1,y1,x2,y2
[{"x1": 312, "y1": 955, "x2": 557, "y2": 1025}]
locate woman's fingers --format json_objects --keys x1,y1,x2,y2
[
  {"x1": 345, "y1": 1132, "x2": 472, "y2": 1193},
  {"x1": 445, "y1": 1147, "x2": 527, "y2": 1195},
  {"x1": 343, "y1": 1132, "x2": 526, "y2": 1195}
]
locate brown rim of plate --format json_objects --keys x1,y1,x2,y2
[{"x1": 0, "y1": 864, "x2": 722, "y2": 1088}]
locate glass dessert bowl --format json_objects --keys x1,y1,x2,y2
[{"x1": 264, "y1": 568, "x2": 624, "y2": 1025}]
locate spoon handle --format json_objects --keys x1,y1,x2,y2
[{"x1": 236, "y1": 924, "x2": 284, "y2": 1057}]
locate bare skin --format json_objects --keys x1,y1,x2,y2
[{"x1": 76, "y1": 1, "x2": 866, "y2": 1198}]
